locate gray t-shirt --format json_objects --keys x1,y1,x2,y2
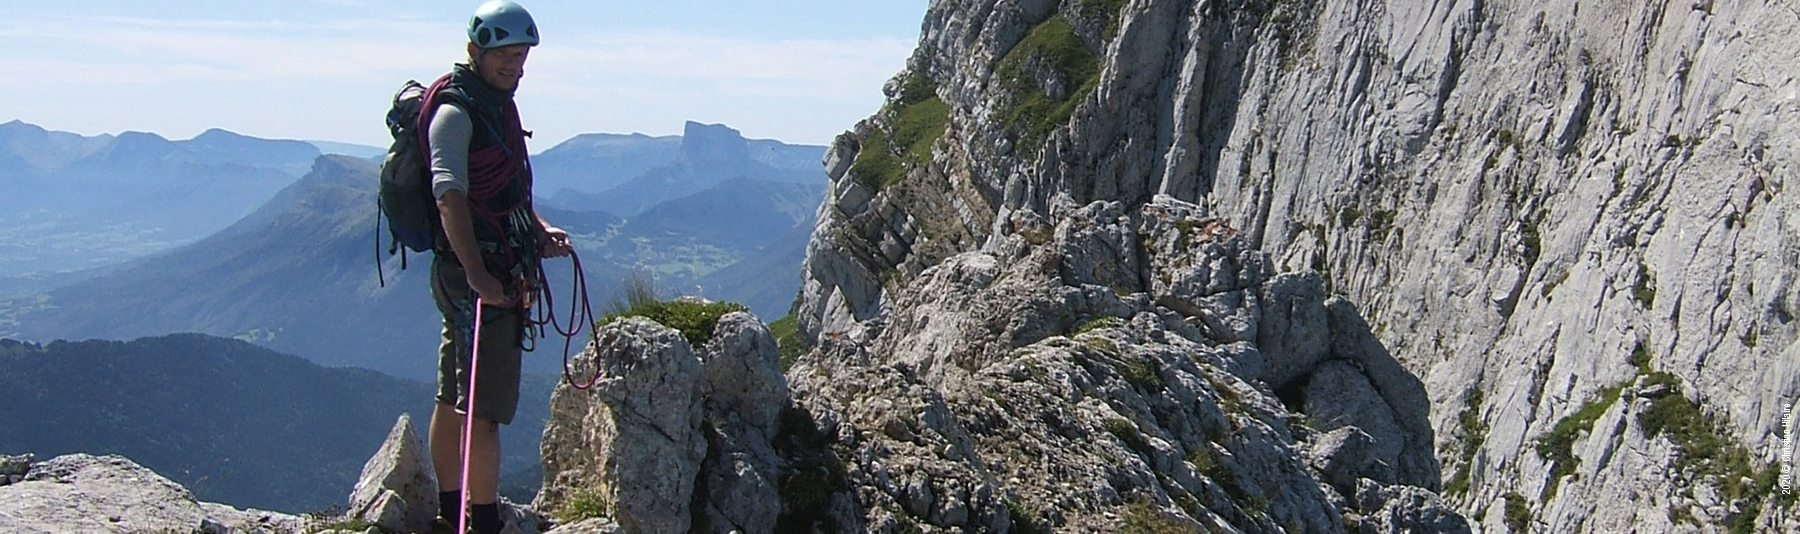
[{"x1": 428, "y1": 103, "x2": 472, "y2": 200}]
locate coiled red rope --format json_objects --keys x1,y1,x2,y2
[{"x1": 529, "y1": 250, "x2": 603, "y2": 390}]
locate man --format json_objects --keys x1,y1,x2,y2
[{"x1": 422, "y1": 2, "x2": 571, "y2": 533}]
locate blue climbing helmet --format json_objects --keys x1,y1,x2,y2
[{"x1": 468, "y1": 1, "x2": 539, "y2": 49}]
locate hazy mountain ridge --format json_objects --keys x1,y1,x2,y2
[
  {"x1": 0, "y1": 121, "x2": 323, "y2": 285},
  {"x1": 4, "y1": 133, "x2": 822, "y2": 379},
  {"x1": 540, "y1": 121, "x2": 827, "y2": 217}
]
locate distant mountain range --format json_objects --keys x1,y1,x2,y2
[
  {"x1": 1, "y1": 134, "x2": 823, "y2": 381},
  {"x1": 0, "y1": 121, "x2": 319, "y2": 285},
  {"x1": 0, "y1": 118, "x2": 828, "y2": 519},
  {"x1": 536, "y1": 121, "x2": 826, "y2": 216},
  {"x1": 0, "y1": 334, "x2": 550, "y2": 514}
]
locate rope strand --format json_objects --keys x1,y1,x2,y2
[
  {"x1": 457, "y1": 297, "x2": 485, "y2": 534},
  {"x1": 528, "y1": 250, "x2": 602, "y2": 389}
]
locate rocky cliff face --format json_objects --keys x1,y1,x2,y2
[{"x1": 798, "y1": 0, "x2": 1800, "y2": 532}]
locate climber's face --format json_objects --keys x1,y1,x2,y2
[{"x1": 470, "y1": 43, "x2": 530, "y2": 93}]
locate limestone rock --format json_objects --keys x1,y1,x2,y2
[
  {"x1": 348, "y1": 414, "x2": 437, "y2": 534},
  {"x1": 1, "y1": 453, "x2": 29, "y2": 486},
  {"x1": 700, "y1": 313, "x2": 789, "y2": 434},
  {"x1": 779, "y1": 202, "x2": 1463, "y2": 531},
  {"x1": 0, "y1": 453, "x2": 303, "y2": 534},
  {"x1": 542, "y1": 518, "x2": 625, "y2": 534},
  {"x1": 1309, "y1": 427, "x2": 1379, "y2": 492},
  {"x1": 537, "y1": 318, "x2": 706, "y2": 534},
  {"x1": 538, "y1": 312, "x2": 795, "y2": 534},
  {"x1": 1348, "y1": 480, "x2": 1472, "y2": 534},
  {"x1": 694, "y1": 313, "x2": 787, "y2": 533}
]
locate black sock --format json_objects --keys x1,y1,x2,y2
[
  {"x1": 439, "y1": 491, "x2": 461, "y2": 522},
  {"x1": 471, "y1": 503, "x2": 503, "y2": 534}
]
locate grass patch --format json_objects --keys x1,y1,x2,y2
[
  {"x1": 849, "y1": 72, "x2": 949, "y2": 189},
  {"x1": 848, "y1": 127, "x2": 904, "y2": 189},
  {"x1": 996, "y1": 15, "x2": 1101, "y2": 155},
  {"x1": 1123, "y1": 500, "x2": 1190, "y2": 534},
  {"x1": 1116, "y1": 357, "x2": 1163, "y2": 392},
  {"x1": 1522, "y1": 219, "x2": 1543, "y2": 267},
  {"x1": 1076, "y1": 316, "x2": 1126, "y2": 335},
  {"x1": 1535, "y1": 382, "x2": 1624, "y2": 501},
  {"x1": 1633, "y1": 262, "x2": 1656, "y2": 308},
  {"x1": 894, "y1": 98, "x2": 950, "y2": 169},
  {"x1": 1105, "y1": 417, "x2": 1155, "y2": 459},
  {"x1": 1634, "y1": 365, "x2": 1795, "y2": 532},
  {"x1": 308, "y1": 518, "x2": 377, "y2": 534},
  {"x1": 1445, "y1": 387, "x2": 1489, "y2": 497},
  {"x1": 1008, "y1": 499, "x2": 1047, "y2": 534},
  {"x1": 1207, "y1": 375, "x2": 1243, "y2": 412},
  {"x1": 770, "y1": 314, "x2": 807, "y2": 371},
  {"x1": 1188, "y1": 446, "x2": 1217, "y2": 474},
  {"x1": 558, "y1": 490, "x2": 611, "y2": 523},
  {"x1": 602, "y1": 299, "x2": 748, "y2": 348},
  {"x1": 1174, "y1": 219, "x2": 1203, "y2": 253},
  {"x1": 1503, "y1": 492, "x2": 1532, "y2": 532},
  {"x1": 1370, "y1": 210, "x2": 1397, "y2": 242}
]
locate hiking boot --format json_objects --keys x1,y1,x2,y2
[{"x1": 427, "y1": 517, "x2": 460, "y2": 534}]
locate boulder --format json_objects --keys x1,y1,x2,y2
[
  {"x1": 537, "y1": 318, "x2": 706, "y2": 534},
  {"x1": 0, "y1": 454, "x2": 302, "y2": 534},
  {"x1": 348, "y1": 414, "x2": 437, "y2": 534}
]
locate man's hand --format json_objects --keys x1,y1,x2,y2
[
  {"x1": 541, "y1": 226, "x2": 573, "y2": 258},
  {"x1": 465, "y1": 267, "x2": 515, "y2": 307}
]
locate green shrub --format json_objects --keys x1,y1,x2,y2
[
  {"x1": 1522, "y1": 220, "x2": 1543, "y2": 266},
  {"x1": 770, "y1": 314, "x2": 807, "y2": 371},
  {"x1": 1633, "y1": 262, "x2": 1656, "y2": 308},
  {"x1": 1535, "y1": 383, "x2": 1623, "y2": 501},
  {"x1": 1116, "y1": 357, "x2": 1162, "y2": 391},
  {"x1": 1503, "y1": 492, "x2": 1532, "y2": 532},
  {"x1": 1445, "y1": 387, "x2": 1489, "y2": 497},
  {"x1": 559, "y1": 490, "x2": 610, "y2": 523},
  {"x1": 1008, "y1": 499, "x2": 1046, "y2": 534},
  {"x1": 1105, "y1": 417, "x2": 1154, "y2": 458},
  {"x1": 1123, "y1": 500, "x2": 1190, "y2": 534},
  {"x1": 601, "y1": 299, "x2": 748, "y2": 348},
  {"x1": 1076, "y1": 316, "x2": 1126, "y2": 335}
]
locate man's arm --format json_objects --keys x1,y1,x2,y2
[{"x1": 430, "y1": 104, "x2": 512, "y2": 305}]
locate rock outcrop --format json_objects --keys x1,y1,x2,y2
[
  {"x1": 0, "y1": 453, "x2": 304, "y2": 534},
  {"x1": 537, "y1": 313, "x2": 787, "y2": 534},
  {"x1": 787, "y1": 195, "x2": 1463, "y2": 532},
  {"x1": 792, "y1": 0, "x2": 1800, "y2": 531},
  {"x1": 348, "y1": 415, "x2": 437, "y2": 534}
]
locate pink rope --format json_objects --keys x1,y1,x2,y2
[{"x1": 458, "y1": 297, "x2": 485, "y2": 534}]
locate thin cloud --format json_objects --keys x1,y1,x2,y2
[
  {"x1": 1, "y1": 12, "x2": 917, "y2": 145},
  {"x1": 535, "y1": 30, "x2": 912, "y2": 100}
]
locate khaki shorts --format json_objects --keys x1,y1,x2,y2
[{"x1": 432, "y1": 256, "x2": 523, "y2": 425}]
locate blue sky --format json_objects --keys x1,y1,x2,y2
[{"x1": 1, "y1": 0, "x2": 928, "y2": 147}]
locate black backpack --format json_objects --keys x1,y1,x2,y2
[{"x1": 375, "y1": 79, "x2": 438, "y2": 285}]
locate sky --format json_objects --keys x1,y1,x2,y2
[{"x1": 1, "y1": 0, "x2": 929, "y2": 148}]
